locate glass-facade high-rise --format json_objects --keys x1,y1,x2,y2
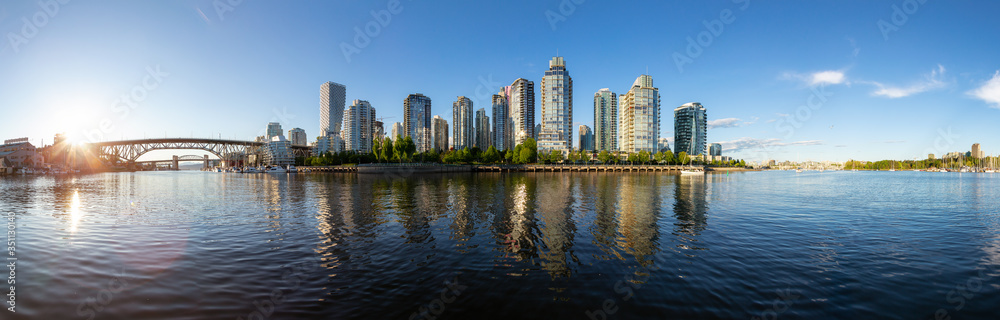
[
  {"x1": 391, "y1": 122, "x2": 404, "y2": 140},
  {"x1": 709, "y1": 143, "x2": 722, "y2": 156},
  {"x1": 594, "y1": 88, "x2": 617, "y2": 151},
  {"x1": 674, "y1": 102, "x2": 708, "y2": 156},
  {"x1": 432, "y1": 115, "x2": 448, "y2": 152},
  {"x1": 538, "y1": 56, "x2": 573, "y2": 152},
  {"x1": 507, "y1": 79, "x2": 535, "y2": 147},
  {"x1": 618, "y1": 75, "x2": 660, "y2": 153},
  {"x1": 475, "y1": 108, "x2": 491, "y2": 149},
  {"x1": 452, "y1": 96, "x2": 474, "y2": 150},
  {"x1": 266, "y1": 122, "x2": 283, "y2": 139},
  {"x1": 578, "y1": 125, "x2": 594, "y2": 151},
  {"x1": 492, "y1": 92, "x2": 509, "y2": 151},
  {"x1": 320, "y1": 82, "x2": 346, "y2": 137},
  {"x1": 288, "y1": 128, "x2": 307, "y2": 146},
  {"x1": 404, "y1": 94, "x2": 432, "y2": 152},
  {"x1": 342, "y1": 100, "x2": 376, "y2": 153}
]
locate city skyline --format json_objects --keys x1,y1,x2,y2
[{"x1": 3, "y1": 1, "x2": 1000, "y2": 162}]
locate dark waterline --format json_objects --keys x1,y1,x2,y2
[{"x1": 3, "y1": 171, "x2": 999, "y2": 319}]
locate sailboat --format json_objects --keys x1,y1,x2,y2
[{"x1": 889, "y1": 161, "x2": 896, "y2": 172}]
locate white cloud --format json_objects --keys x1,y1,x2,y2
[
  {"x1": 869, "y1": 65, "x2": 947, "y2": 98},
  {"x1": 717, "y1": 137, "x2": 824, "y2": 153},
  {"x1": 782, "y1": 70, "x2": 848, "y2": 86},
  {"x1": 970, "y1": 70, "x2": 1000, "y2": 109},
  {"x1": 707, "y1": 118, "x2": 741, "y2": 129},
  {"x1": 810, "y1": 71, "x2": 846, "y2": 85}
]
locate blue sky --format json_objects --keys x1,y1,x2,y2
[{"x1": 2, "y1": 0, "x2": 1000, "y2": 162}]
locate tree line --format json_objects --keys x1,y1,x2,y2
[{"x1": 302, "y1": 136, "x2": 746, "y2": 166}]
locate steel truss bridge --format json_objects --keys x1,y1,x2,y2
[{"x1": 88, "y1": 138, "x2": 311, "y2": 166}]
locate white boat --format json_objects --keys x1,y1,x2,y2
[
  {"x1": 266, "y1": 166, "x2": 287, "y2": 173},
  {"x1": 680, "y1": 169, "x2": 705, "y2": 175},
  {"x1": 243, "y1": 166, "x2": 258, "y2": 173},
  {"x1": 287, "y1": 165, "x2": 298, "y2": 173}
]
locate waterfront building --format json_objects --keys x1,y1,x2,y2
[
  {"x1": 972, "y1": 143, "x2": 984, "y2": 158},
  {"x1": 453, "y1": 96, "x2": 474, "y2": 150},
  {"x1": 538, "y1": 56, "x2": 573, "y2": 152},
  {"x1": 391, "y1": 122, "x2": 404, "y2": 140},
  {"x1": 264, "y1": 135, "x2": 293, "y2": 166},
  {"x1": 373, "y1": 121, "x2": 384, "y2": 142},
  {"x1": 341, "y1": 100, "x2": 376, "y2": 153},
  {"x1": 288, "y1": 128, "x2": 307, "y2": 146},
  {"x1": 0, "y1": 138, "x2": 42, "y2": 168},
  {"x1": 492, "y1": 92, "x2": 508, "y2": 151},
  {"x1": 404, "y1": 94, "x2": 432, "y2": 152},
  {"x1": 266, "y1": 122, "x2": 282, "y2": 139},
  {"x1": 475, "y1": 108, "x2": 491, "y2": 149},
  {"x1": 507, "y1": 78, "x2": 535, "y2": 147},
  {"x1": 311, "y1": 135, "x2": 340, "y2": 156},
  {"x1": 320, "y1": 81, "x2": 347, "y2": 137},
  {"x1": 432, "y1": 115, "x2": 449, "y2": 152},
  {"x1": 618, "y1": 75, "x2": 660, "y2": 153},
  {"x1": 674, "y1": 102, "x2": 707, "y2": 156},
  {"x1": 578, "y1": 125, "x2": 594, "y2": 151},
  {"x1": 658, "y1": 138, "x2": 670, "y2": 153},
  {"x1": 709, "y1": 143, "x2": 722, "y2": 156},
  {"x1": 594, "y1": 88, "x2": 617, "y2": 151}
]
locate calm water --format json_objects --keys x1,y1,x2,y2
[{"x1": 2, "y1": 171, "x2": 999, "y2": 319}]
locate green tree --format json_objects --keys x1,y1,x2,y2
[
  {"x1": 638, "y1": 151, "x2": 650, "y2": 164},
  {"x1": 513, "y1": 145, "x2": 524, "y2": 164},
  {"x1": 505, "y1": 149, "x2": 514, "y2": 163},
  {"x1": 549, "y1": 150, "x2": 564, "y2": 163},
  {"x1": 382, "y1": 138, "x2": 394, "y2": 163},
  {"x1": 568, "y1": 150, "x2": 580, "y2": 164},
  {"x1": 372, "y1": 138, "x2": 382, "y2": 162},
  {"x1": 598, "y1": 150, "x2": 612, "y2": 164},
  {"x1": 519, "y1": 138, "x2": 537, "y2": 164},
  {"x1": 677, "y1": 151, "x2": 689, "y2": 165}
]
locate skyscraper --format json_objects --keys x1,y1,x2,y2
[
  {"x1": 475, "y1": 108, "x2": 491, "y2": 149},
  {"x1": 594, "y1": 88, "x2": 618, "y2": 151},
  {"x1": 972, "y1": 143, "x2": 983, "y2": 158},
  {"x1": 508, "y1": 78, "x2": 535, "y2": 147},
  {"x1": 453, "y1": 96, "x2": 474, "y2": 150},
  {"x1": 342, "y1": 100, "x2": 376, "y2": 153},
  {"x1": 288, "y1": 128, "x2": 307, "y2": 146},
  {"x1": 404, "y1": 94, "x2": 432, "y2": 152},
  {"x1": 320, "y1": 82, "x2": 347, "y2": 137},
  {"x1": 492, "y1": 92, "x2": 509, "y2": 151},
  {"x1": 266, "y1": 122, "x2": 283, "y2": 139},
  {"x1": 674, "y1": 102, "x2": 708, "y2": 156},
  {"x1": 538, "y1": 56, "x2": 573, "y2": 152},
  {"x1": 373, "y1": 121, "x2": 384, "y2": 142},
  {"x1": 578, "y1": 125, "x2": 594, "y2": 151},
  {"x1": 619, "y1": 75, "x2": 660, "y2": 153},
  {"x1": 432, "y1": 115, "x2": 449, "y2": 152},
  {"x1": 391, "y1": 122, "x2": 404, "y2": 140},
  {"x1": 709, "y1": 143, "x2": 722, "y2": 156}
]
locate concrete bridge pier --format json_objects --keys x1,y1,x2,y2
[
  {"x1": 203, "y1": 155, "x2": 209, "y2": 170},
  {"x1": 172, "y1": 155, "x2": 179, "y2": 171}
]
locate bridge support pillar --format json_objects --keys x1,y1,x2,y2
[
  {"x1": 173, "y1": 155, "x2": 179, "y2": 171},
  {"x1": 204, "y1": 155, "x2": 209, "y2": 170}
]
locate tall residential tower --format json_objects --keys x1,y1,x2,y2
[
  {"x1": 453, "y1": 96, "x2": 474, "y2": 150},
  {"x1": 674, "y1": 102, "x2": 707, "y2": 156},
  {"x1": 619, "y1": 75, "x2": 660, "y2": 153},
  {"x1": 594, "y1": 88, "x2": 617, "y2": 151},
  {"x1": 538, "y1": 56, "x2": 573, "y2": 152},
  {"x1": 404, "y1": 94, "x2": 432, "y2": 152}
]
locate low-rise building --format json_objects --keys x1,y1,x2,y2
[{"x1": 0, "y1": 138, "x2": 43, "y2": 168}]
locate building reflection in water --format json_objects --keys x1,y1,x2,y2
[
  {"x1": 616, "y1": 174, "x2": 661, "y2": 268},
  {"x1": 672, "y1": 174, "x2": 710, "y2": 253},
  {"x1": 535, "y1": 173, "x2": 577, "y2": 279}
]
